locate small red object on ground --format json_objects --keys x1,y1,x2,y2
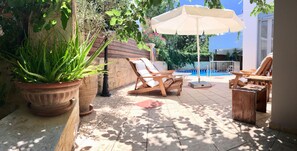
[{"x1": 136, "y1": 100, "x2": 163, "y2": 109}]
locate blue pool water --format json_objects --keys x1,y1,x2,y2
[{"x1": 176, "y1": 69, "x2": 231, "y2": 76}]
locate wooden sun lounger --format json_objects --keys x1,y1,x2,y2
[
  {"x1": 229, "y1": 53, "x2": 273, "y2": 89},
  {"x1": 126, "y1": 58, "x2": 183, "y2": 96}
]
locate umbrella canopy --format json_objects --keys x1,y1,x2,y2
[
  {"x1": 151, "y1": 5, "x2": 244, "y2": 35},
  {"x1": 151, "y1": 5, "x2": 244, "y2": 84}
]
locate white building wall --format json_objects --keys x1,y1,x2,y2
[
  {"x1": 242, "y1": 1, "x2": 258, "y2": 70},
  {"x1": 242, "y1": 0, "x2": 273, "y2": 70}
]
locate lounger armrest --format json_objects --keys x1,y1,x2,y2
[
  {"x1": 231, "y1": 71, "x2": 245, "y2": 76},
  {"x1": 150, "y1": 73, "x2": 160, "y2": 76},
  {"x1": 159, "y1": 70, "x2": 175, "y2": 75},
  {"x1": 153, "y1": 75, "x2": 170, "y2": 80},
  {"x1": 240, "y1": 70, "x2": 255, "y2": 75},
  {"x1": 141, "y1": 75, "x2": 169, "y2": 79}
]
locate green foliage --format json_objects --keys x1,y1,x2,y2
[
  {"x1": 204, "y1": 0, "x2": 223, "y2": 9},
  {"x1": 76, "y1": 0, "x2": 112, "y2": 36},
  {"x1": 105, "y1": 5, "x2": 148, "y2": 49},
  {"x1": 225, "y1": 51, "x2": 231, "y2": 60},
  {"x1": 0, "y1": 0, "x2": 72, "y2": 56},
  {"x1": 203, "y1": 0, "x2": 274, "y2": 15},
  {"x1": 145, "y1": 0, "x2": 179, "y2": 19},
  {"x1": 250, "y1": 0, "x2": 274, "y2": 16},
  {"x1": 0, "y1": 16, "x2": 23, "y2": 56},
  {"x1": 13, "y1": 31, "x2": 114, "y2": 83},
  {"x1": 231, "y1": 48, "x2": 240, "y2": 61},
  {"x1": 76, "y1": 0, "x2": 163, "y2": 50},
  {"x1": 155, "y1": 35, "x2": 211, "y2": 69},
  {"x1": 1, "y1": 0, "x2": 71, "y2": 32}
]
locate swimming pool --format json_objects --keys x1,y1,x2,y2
[{"x1": 176, "y1": 69, "x2": 231, "y2": 76}]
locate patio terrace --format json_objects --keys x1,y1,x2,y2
[{"x1": 75, "y1": 76, "x2": 297, "y2": 151}]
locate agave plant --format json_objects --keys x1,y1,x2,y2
[{"x1": 13, "y1": 31, "x2": 113, "y2": 83}]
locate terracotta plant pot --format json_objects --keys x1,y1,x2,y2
[
  {"x1": 79, "y1": 75, "x2": 98, "y2": 116},
  {"x1": 16, "y1": 80, "x2": 81, "y2": 117}
]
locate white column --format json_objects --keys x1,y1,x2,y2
[
  {"x1": 270, "y1": 0, "x2": 297, "y2": 134},
  {"x1": 242, "y1": 1, "x2": 258, "y2": 70}
]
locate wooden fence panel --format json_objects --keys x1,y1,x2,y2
[{"x1": 91, "y1": 37, "x2": 150, "y2": 59}]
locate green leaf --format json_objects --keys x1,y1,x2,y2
[
  {"x1": 112, "y1": 9, "x2": 121, "y2": 17},
  {"x1": 17, "y1": 61, "x2": 48, "y2": 82},
  {"x1": 110, "y1": 17, "x2": 117, "y2": 26},
  {"x1": 117, "y1": 18, "x2": 124, "y2": 25},
  {"x1": 44, "y1": 20, "x2": 57, "y2": 30},
  {"x1": 125, "y1": 10, "x2": 132, "y2": 16},
  {"x1": 60, "y1": 2, "x2": 71, "y2": 29},
  {"x1": 105, "y1": 11, "x2": 114, "y2": 16}
]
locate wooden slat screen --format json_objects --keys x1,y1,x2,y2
[{"x1": 91, "y1": 37, "x2": 150, "y2": 59}]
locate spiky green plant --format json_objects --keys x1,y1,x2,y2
[{"x1": 13, "y1": 32, "x2": 113, "y2": 83}]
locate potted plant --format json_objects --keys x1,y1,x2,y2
[
  {"x1": 79, "y1": 74, "x2": 99, "y2": 116},
  {"x1": 13, "y1": 31, "x2": 113, "y2": 116},
  {"x1": 78, "y1": 54, "x2": 106, "y2": 116}
]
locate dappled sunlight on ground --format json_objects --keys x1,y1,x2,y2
[{"x1": 75, "y1": 76, "x2": 297, "y2": 151}]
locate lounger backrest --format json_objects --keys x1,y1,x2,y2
[
  {"x1": 133, "y1": 60, "x2": 166, "y2": 87},
  {"x1": 255, "y1": 53, "x2": 273, "y2": 76},
  {"x1": 140, "y1": 58, "x2": 159, "y2": 74}
]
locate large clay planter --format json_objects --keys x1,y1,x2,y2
[
  {"x1": 16, "y1": 80, "x2": 81, "y2": 117},
  {"x1": 79, "y1": 75, "x2": 98, "y2": 116}
]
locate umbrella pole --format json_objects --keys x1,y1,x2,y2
[
  {"x1": 196, "y1": 19, "x2": 200, "y2": 83},
  {"x1": 197, "y1": 34, "x2": 201, "y2": 83}
]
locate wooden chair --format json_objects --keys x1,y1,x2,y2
[
  {"x1": 229, "y1": 53, "x2": 273, "y2": 89},
  {"x1": 126, "y1": 58, "x2": 183, "y2": 96}
]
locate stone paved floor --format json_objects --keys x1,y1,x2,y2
[{"x1": 75, "y1": 76, "x2": 297, "y2": 151}]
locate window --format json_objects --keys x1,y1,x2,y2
[{"x1": 257, "y1": 14, "x2": 274, "y2": 67}]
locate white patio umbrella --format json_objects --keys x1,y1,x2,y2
[{"x1": 151, "y1": 5, "x2": 244, "y2": 88}]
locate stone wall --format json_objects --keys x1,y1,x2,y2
[
  {"x1": 0, "y1": 93, "x2": 80, "y2": 151},
  {"x1": 92, "y1": 38, "x2": 150, "y2": 92},
  {"x1": 97, "y1": 58, "x2": 137, "y2": 92}
]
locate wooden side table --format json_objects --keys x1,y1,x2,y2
[
  {"x1": 232, "y1": 84, "x2": 267, "y2": 124},
  {"x1": 246, "y1": 76, "x2": 272, "y2": 102}
]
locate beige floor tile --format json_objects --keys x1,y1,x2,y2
[
  {"x1": 124, "y1": 116, "x2": 150, "y2": 127},
  {"x1": 147, "y1": 141, "x2": 181, "y2": 151},
  {"x1": 112, "y1": 142, "x2": 147, "y2": 151},
  {"x1": 277, "y1": 131, "x2": 297, "y2": 145},
  {"x1": 180, "y1": 138, "x2": 218, "y2": 151},
  {"x1": 118, "y1": 125, "x2": 148, "y2": 143},
  {"x1": 148, "y1": 117, "x2": 174, "y2": 128},
  {"x1": 228, "y1": 142, "x2": 256, "y2": 151},
  {"x1": 74, "y1": 138, "x2": 115, "y2": 151},
  {"x1": 75, "y1": 76, "x2": 296, "y2": 151},
  {"x1": 147, "y1": 127, "x2": 180, "y2": 151},
  {"x1": 271, "y1": 139, "x2": 297, "y2": 151},
  {"x1": 212, "y1": 132, "x2": 246, "y2": 151},
  {"x1": 175, "y1": 124, "x2": 205, "y2": 140}
]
